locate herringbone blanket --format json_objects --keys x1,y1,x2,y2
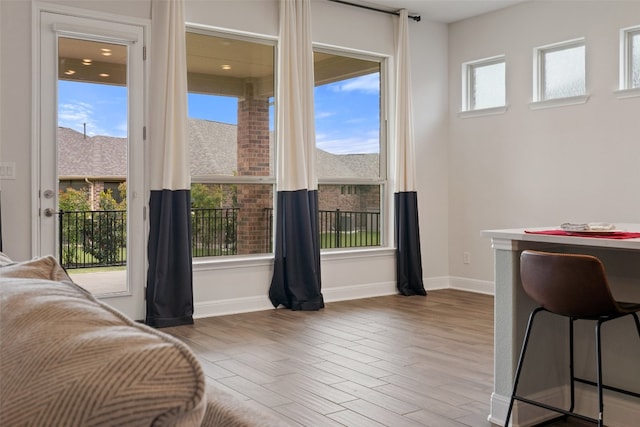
[{"x1": 0, "y1": 256, "x2": 206, "y2": 426}]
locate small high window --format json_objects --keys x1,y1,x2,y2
[
  {"x1": 620, "y1": 26, "x2": 640, "y2": 91},
  {"x1": 462, "y1": 56, "x2": 506, "y2": 112},
  {"x1": 534, "y1": 39, "x2": 585, "y2": 102}
]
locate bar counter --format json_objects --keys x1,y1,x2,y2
[{"x1": 482, "y1": 224, "x2": 640, "y2": 427}]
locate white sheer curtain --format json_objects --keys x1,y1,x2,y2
[
  {"x1": 276, "y1": 0, "x2": 317, "y2": 192},
  {"x1": 146, "y1": 0, "x2": 195, "y2": 327},
  {"x1": 269, "y1": 0, "x2": 324, "y2": 311},
  {"x1": 394, "y1": 9, "x2": 426, "y2": 296},
  {"x1": 395, "y1": 9, "x2": 416, "y2": 193}
]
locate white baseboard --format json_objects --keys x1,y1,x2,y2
[
  {"x1": 489, "y1": 389, "x2": 566, "y2": 427},
  {"x1": 489, "y1": 385, "x2": 639, "y2": 427},
  {"x1": 449, "y1": 275, "x2": 495, "y2": 295},
  {"x1": 322, "y1": 280, "x2": 396, "y2": 302},
  {"x1": 194, "y1": 295, "x2": 274, "y2": 318},
  {"x1": 194, "y1": 276, "x2": 494, "y2": 318},
  {"x1": 194, "y1": 280, "x2": 397, "y2": 318}
]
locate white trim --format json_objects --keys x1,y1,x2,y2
[
  {"x1": 32, "y1": 3, "x2": 148, "y2": 320},
  {"x1": 52, "y1": 23, "x2": 139, "y2": 44},
  {"x1": 194, "y1": 295, "x2": 274, "y2": 318},
  {"x1": 193, "y1": 275, "x2": 492, "y2": 319},
  {"x1": 489, "y1": 388, "x2": 566, "y2": 427},
  {"x1": 186, "y1": 22, "x2": 278, "y2": 44},
  {"x1": 619, "y1": 25, "x2": 640, "y2": 91},
  {"x1": 193, "y1": 279, "x2": 397, "y2": 318},
  {"x1": 461, "y1": 54, "x2": 506, "y2": 113},
  {"x1": 449, "y1": 276, "x2": 494, "y2": 295},
  {"x1": 533, "y1": 38, "x2": 586, "y2": 103},
  {"x1": 192, "y1": 247, "x2": 396, "y2": 271},
  {"x1": 529, "y1": 94, "x2": 590, "y2": 110},
  {"x1": 323, "y1": 280, "x2": 396, "y2": 302},
  {"x1": 458, "y1": 105, "x2": 508, "y2": 119},
  {"x1": 614, "y1": 87, "x2": 640, "y2": 99},
  {"x1": 423, "y1": 276, "x2": 450, "y2": 291}
]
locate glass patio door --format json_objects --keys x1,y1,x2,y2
[{"x1": 37, "y1": 9, "x2": 146, "y2": 320}]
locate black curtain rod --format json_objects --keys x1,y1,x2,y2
[{"x1": 328, "y1": 0, "x2": 421, "y2": 22}]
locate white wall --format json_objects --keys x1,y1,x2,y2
[
  {"x1": 0, "y1": 0, "x2": 450, "y2": 317},
  {"x1": 448, "y1": 0, "x2": 640, "y2": 285}
]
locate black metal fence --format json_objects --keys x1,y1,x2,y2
[
  {"x1": 318, "y1": 209, "x2": 381, "y2": 248},
  {"x1": 59, "y1": 207, "x2": 380, "y2": 269},
  {"x1": 59, "y1": 209, "x2": 127, "y2": 269},
  {"x1": 191, "y1": 208, "x2": 238, "y2": 257},
  {"x1": 264, "y1": 208, "x2": 381, "y2": 249}
]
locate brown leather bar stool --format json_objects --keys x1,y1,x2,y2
[{"x1": 504, "y1": 250, "x2": 640, "y2": 427}]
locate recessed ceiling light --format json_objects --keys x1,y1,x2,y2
[
  {"x1": 99, "y1": 73, "x2": 110, "y2": 77},
  {"x1": 101, "y1": 52, "x2": 112, "y2": 57},
  {"x1": 64, "y1": 70, "x2": 76, "y2": 75},
  {"x1": 221, "y1": 64, "x2": 231, "y2": 70},
  {"x1": 101, "y1": 48, "x2": 112, "y2": 52},
  {"x1": 82, "y1": 59, "x2": 93, "y2": 65}
]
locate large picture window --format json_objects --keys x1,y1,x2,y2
[
  {"x1": 313, "y1": 49, "x2": 385, "y2": 249},
  {"x1": 185, "y1": 33, "x2": 386, "y2": 255},
  {"x1": 186, "y1": 30, "x2": 275, "y2": 257}
]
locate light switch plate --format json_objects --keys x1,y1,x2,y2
[{"x1": 0, "y1": 162, "x2": 16, "y2": 179}]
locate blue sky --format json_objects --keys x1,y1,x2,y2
[{"x1": 58, "y1": 73, "x2": 380, "y2": 154}]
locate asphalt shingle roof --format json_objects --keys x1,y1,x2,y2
[{"x1": 58, "y1": 119, "x2": 379, "y2": 179}]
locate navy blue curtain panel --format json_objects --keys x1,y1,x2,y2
[
  {"x1": 395, "y1": 191, "x2": 427, "y2": 296},
  {"x1": 269, "y1": 189, "x2": 324, "y2": 310},
  {"x1": 146, "y1": 189, "x2": 194, "y2": 327}
]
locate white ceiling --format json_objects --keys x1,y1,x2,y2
[{"x1": 339, "y1": 0, "x2": 529, "y2": 23}]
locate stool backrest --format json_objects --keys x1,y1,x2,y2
[{"x1": 520, "y1": 250, "x2": 619, "y2": 317}]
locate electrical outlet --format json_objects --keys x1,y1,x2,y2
[
  {"x1": 0, "y1": 162, "x2": 16, "y2": 180},
  {"x1": 463, "y1": 252, "x2": 471, "y2": 264}
]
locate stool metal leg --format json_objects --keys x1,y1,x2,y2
[
  {"x1": 504, "y1": 307, "x2": 545, "y2": 427},
  {"x1": 595, "y1": 320, "x2": 604, "y2": 427},
  {"x1": 569, "y1": 318, "x2": 576, "y2": 413},
  {"x1": 633, "y1": 313, "x2": 640, "y2": 339}
]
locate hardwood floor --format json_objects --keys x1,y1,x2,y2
[{"x1": 164, "y1": 290, "x2": 592, "y2": 426}]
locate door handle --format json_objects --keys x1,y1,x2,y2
[{"x1": 44, "y1": 208, "x2": 55, "y2": 217}]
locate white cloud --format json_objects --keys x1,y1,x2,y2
[
  {"x1": 316, "y1": 133, "x2": 379, "y2": 154},
  {"x1": 58, "y1": 101, "x2": 108, "y2": 136},
  {"x1": 316, "y1": 111, "x2": 335, "y2": 120},
  {"x1": 331, "y1": 73, "x2": 379, "y2": 94}
]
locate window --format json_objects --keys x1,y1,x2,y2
[
  {"x1": 462, "y1": 56, "x2": 506, "y2": 111},
  {"x1": 313, "y1": 49, "x2": 385, "y2": 249},
  {"x1": 620, "y1": 26, "x2": 640, "y2": 91},
  {"x1": 186, "y1": 30, "x2": 275, "y2": 257},
  {"x1": 534, "y1": 39, "x2": 586, "y2": 102}
]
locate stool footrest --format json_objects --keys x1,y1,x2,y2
[
  {"x1": 574, "y1": 377, "x2": 640, "y2": 399},
  {"x1": 512, "y1": 395, "x2": 599, "y2": 425}
]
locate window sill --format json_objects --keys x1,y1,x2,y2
[
  {"x1": 458, "y1": 105, "x2": 508, "y2": 119},
  {"x1": 529, "y1": 95, "x2": 589, "y2": 110},
  {"x1": 321, "y1": 246, "x2": 395, "y2": 261},
  {"x1": 614, "y1": 87, "x2": 640, "y2": 99},
  {"x1": 193, "y1": 254, "x2": 274, "y2": 272},
  {"x1": 192, "y1": 247, "x2": 395, "y2": 271}
]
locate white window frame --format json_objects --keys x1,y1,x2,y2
[
  {"x1": 460, "y1": 55, "x2": 507, "y2": 117},
  {"x1": 185, "y1": 26, "x2": 278, "y2": 261},
  {"x1": 531, "y1": 38, "x2": 589, "y2": 109},
  {"x1": 312, "y1": 45, "x2": 389, "y2": 251},
  {"x1": 617, "y1": 25, "x2": 640, "y2": 98}
]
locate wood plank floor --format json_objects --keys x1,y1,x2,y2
[{"x1": 164, "y1": 289, "x2": 591, "y2": 427}]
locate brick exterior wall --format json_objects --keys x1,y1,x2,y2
[{"x1": 236, "y1": 88, "x2": 272, "y2": 254}]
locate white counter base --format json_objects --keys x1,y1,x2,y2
[{"x1": 482, "y1": 225, "x2": 640, "y2": 427}]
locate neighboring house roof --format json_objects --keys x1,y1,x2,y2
[
  {"x1": 58, "y1": 126, "x2": 127, "y2": 178},
  {"x1": 58, "y1": 119, "x2": 379, "y2": 180}
]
